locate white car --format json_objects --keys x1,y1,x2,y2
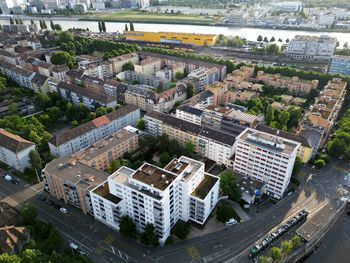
[
  {"x1": 60, "y1": 208, "x2": 69, "y2": 214},
  {"x1": 4, "y1": 175, "x2": 12, "y2": 181},
  {"x1": 225, "y1": 218, "x2": 237, "y2": 227}
]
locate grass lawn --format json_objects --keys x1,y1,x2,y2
[{"x1": 86, "y1": 11, "x2": 218, "y2": 25}]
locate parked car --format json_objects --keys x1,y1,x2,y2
[
  {"x1": 53, "y1": 204, "x2": 61, "y2": 210},
  {"x1": 60, "y1": 207, "x2": 68, "y2": 214},
  {"x1": 46, "y1": 200, "x2": 54, "y2": 206},
  {"x1": 11, "y1": 179, "x2": 19, "y2": 185},
  {"x1": 225, "y1": 218, "x2": 237, "y2": 227},
  {"x1": 4, "y1": 175, "x2": 12, "y2": 181}
]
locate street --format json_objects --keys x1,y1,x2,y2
[{"x1": 0, "y1": 159, "x2": 347, "y2": 263}]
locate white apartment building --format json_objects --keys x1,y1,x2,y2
[
  {"x1": 234, "y1": 128, "x2": 300, "y2": 199},
  {"x1": 188, "y1": 67, "x2": 220, "y2": 92},
  {"x1": 176, "y1": 105, "x2": 203, "y2": 125},
  {"x1": 48, "y1": 105, "x2": 141, "y2": 157},
  {"x1": 286, "y1": 35, "x2": 337, "y2": 60},
  {"x1": 109, "y1": 53, "x2": 139, "y2": 75},
  {"x1": 0, "y1": 129, "x2": 36, "y2": 172},
  {"x1": 91, "y1": 156, "x2": 220, "y2": 244},
  {"x1": 134, "y1": 58, "x2": 162, "y2": 76}
]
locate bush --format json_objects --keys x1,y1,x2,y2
[
  {"x1": 140, "y1": 224, "x2": 159, "y2": 247},
  {"x1": 119, "y1": 216, "x2": 137, "y2": 238},
  {"x1": 314, "y1": 159, "x2": 326, "y2": 168},
  {"x1": 173, "y1": 220, "x2": 190, "y2": 240},
  {"x1": 216, "y1": 204, "x2": 240, "y2": 222}
]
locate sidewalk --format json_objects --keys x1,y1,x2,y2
[{"x1": 223, "y1": 199, "x2": 250, "y2": 222}]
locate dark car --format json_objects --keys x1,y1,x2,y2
[
  {"x1": 53, "y1": 204, "x2": 61, "y2": 210},
  {"x1": 11, "y1": 179, "x2": 19, "y2": 185},
  {"x1": 38, "y1": 195, "x2": 46, "y2": 201},
  {"x1": 46, "y1": 200, "x2": 54, "y2": 206}
]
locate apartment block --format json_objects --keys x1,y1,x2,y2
[
  {"x1": 144, "y1": 112, "x2": 236, "y2": 166},
  {"x1": 123, "y1": 70, "x2": 170, "y2": 89},
  {"x1": 48, "y1": 105, "x2": 141, "y2": 157},
  {"x1": 134, "y1": 57, "x2": 162, "y2": 76},
  {"x1": 52, "y1": 64, "x2": 69, "y2": 82},
  {"x1": 0, "y1": 63, "x2": 35, "y2": 90},
  {"x1": 0, "y1": 129, "x2": 35, "y2": 172},
  {"x1": 55, "y1": 82, "x2": 118, "y2": 109},
  {"x1": 188, "y1": 67, "x2": 221, "y2": 92},
  {"x1": 31, "y1": 73, "x2": 50, "y2": 94},
  {"x1": 73, "y1": 128, "x2": 139, "y2": 171},
  {"x1": 328, "y1": 55, "x2": 350, "y2": 77},
  {"x1": 108, "y1": 53, "x2": 139, "y2": 74},
  {"x1": 256, "y1": 71, "x2": 319, "y2": 94},
  {"x1": 140, "y1": 51, "x2": 227, "y2": 81},
  {"x1": 176, "y1": 105, "x2": 203, "y2": 125},
  {"x1": 286, "y1": 35, "x2": 337, "y2": 60},
  {"x1": 91, "y1": 156, "x2": 220, "y2": 244},
  {"x1": 181, "y1": 90, "x2": 214, "y2": 110},
  {"x1": 81, "y1": 61, "x2": 113, "y2": 79},
  {"x1": 42, "y1": 156, "x2": 109, "y2": 215},
  {"x1": 234, "y1": 128, "x2": 300, "y2": 199}
]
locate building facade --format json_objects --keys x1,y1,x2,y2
[{"x1": 328, "y1": 55, "x2": 350, "y2": 76}]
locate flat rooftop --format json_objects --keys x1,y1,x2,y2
[
  {"x1": 191, "y1": 173, "x2": 218, "y2": 200},
  {"x1": 238, "y1": 128, "x2": 299, "y2": 156},
  {"x1": 132, "y1": 163, "x2": 177, "y2": 191},
  {"x1": 164, "y1": 156, "x2": 203, "y2": 183},
  {"x1": 44, "y1": 156, "x2": 108, "y2": 191},
  {"x1": 93, "y1": 183, "x2": 122, "y2": 204}
]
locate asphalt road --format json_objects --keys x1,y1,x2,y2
[{"x1": 0, "y1": 159, "x2": 347, "y2": 263}]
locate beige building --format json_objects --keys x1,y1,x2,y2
[
  {"x1": 256, "y1": 71, "x2": 319, "y2": 94},
  {"x1": 134, "y1": 57, "x2": 161, "y2": 76},
  {"x1": 108, "y1": 53, "x2": 139, "y2": 74},
  {"x1": 42, "y1": 156, "x2": 109, "y2": 215},
  {"x1": 224, "y1": 66, "x2": 255, "y2": 88},
  {"x1": 73, "y1": 129, "x2": 139, "y2": 171}
]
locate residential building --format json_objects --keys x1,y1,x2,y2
[
  {"x1": 42, "y1": 156, "x2": 109, "y2": 215},
  {"x1": 140, "y1": 51, "x2": 227, "y2": 81},
  {"x1": 181, "y1": 90, "x2": 214, "y2": 110},
  {"x1": 176, "y1": 105, "x2": 203, "y2": 125},
  {"x1": 81, "y1": 61, "x2": 113, "y2": 79},
  {"x1": 224, "y1": 66, "x2": 255, "y2": 88},
  {"x1": 55, "y1": 82, "x2": 118, "y2": 109},
  {"x1": 0, "y1": 64, "x2": 35, "y2": 90},
  {"x1": 124, "y1": 31, "x2": 218, "y2": 46},
  {"x1": 103, "y1": 80, "x2": 128, "y2": 103},
  {"x1": 73, "y1": 128, "x2": 139, "y2": 171},
  {"x1": 328, "y1": 55, "x2": 350, "y2": 76},
  {"x1": 52, "y1": 64, "x2": 69, "y2": 82},
  {"x1": 202, "y1": 105, "x2": 232, "y2": 129},
  {"x1": 48, "y1": 105, "x2": 141, "y2": 156},
  {"x1": 31, "y1": 73, "x2": 50, "y2": 93},
  {"x1": 91, "y1": 156, "x2": 220, "y2": 244},
  {"x1": 234, "y1": 128, "x2": 300, "y2": 199},
  {"x1": 256, "y1": 71, "x2": 319, "y2": 94},
  {"x1": 276, "y1": 1, "x2": 303, "y2": 12},
  {"x1": 134, "y1": 57, "x2": 162, "y2": 76},
  {"x1": 144, "y1": 112, "x2": 236, "y2": 166},
  {"x1": 0, "y1": 226, "x2": 30, "y2": 255},
  {"x1": 124, "y1": 84, "x2": 186, "y2": 112},
  {"x1": 286, "y1": 35, "x2": 337, "y2": 60},
  {"x1": 227, "y1": 11, "x2": 249, "y2": 25},
  {"x1": 108, "y1": 53, "x2": 139, "y2": 74},
  {"x1": 123, "y1": 70, "x2": 170, "y2": 89},
  {"x1": 0, "y1": 129, "x2": 36, "y2": 172},
  {"x1": 188, "y1": 67, "x2": 221, "y2": 92},
  {"x1": 221, "y1": 109, "x2": 262, "y2": 136}
]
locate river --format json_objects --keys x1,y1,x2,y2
[
  {"x1": 1, "y1": 19, "x2": 350, "y2": 46},
  {"x1": 302, "y1": 212, "x2": 350, "y2": 263}
]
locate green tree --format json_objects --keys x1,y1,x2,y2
[
  {"x1": 257, "y1": 35, "x2": 263, "y2": 42},
  {"x1": 270, "y1": 247, "x2": 282, "y2": 261},
  {"x1": 44, "y1": 228, "x2": 62, "y2": 254},
  {"x1": 279, "y1": 110, "x2": 290, "y2": 130},
  {"x1": 29, "y1": 149, "x2": 43, "y2": 180},
  {"x1": 42, "y1": 20, "x2": 47, "y2": 29},
  {"x1": 20, "y1": 203, "x2": 37, "y2": 225},
  {"x1": 159, "y1": 152, "x2": 171, "y2": 167},
  {"x1": 51, "y1": 51, "x2": 77, "y2": 69},
  {"x1": 10, "y1": 17, "x2": 14, "y2": 25},
  {"x1": 291, "y1": 235, "x2": 302, "y2": 248},
  {"x1": 0, "y1": 253, "x2": 21, "y2": 263},
  {"x1": 119, "y1": 216, "x2": 137, "y2": 238},
  {"x1": 107, "y1": 159, "x2": 130, "y2": 174},
  {"x1": 130, "y1": 21, "x2": 134, "y2": 31},
  {"x1": 286, "y1": 38, "x2": 290, "y2": 43},
  {"x1": 292, "y1": 157, "x2": 303, "y2": 177},
  {"x1": 101, "y1": 21, "x2": 106, "y2": 32},
  {"x1": 287, "y1": 106, "x2": 302, "y2": 129},
  {"x1": 140, "y1": 224, "x2": 159, "y2": 246},
  {"x1": 21, "y1": 249, "x2": 43, "y2": 263},
  {"x1": 220, "y1": 171, "x2": 241, "y2": 202},
  {"x1": 8, "y1": 102, "x2": 17, "y2": 115},
  {"x1": 186, "y1": 83, "x2": 194, "y2": 99},
  {"x1": 33, "y1": 93, "x2": 52, "y2": 110},
  {"x1": 259, "y1": 256, "x2": 268, "y2": 263},
  {"x1": 327, "y1": 138, "x2": 346, "y2": 157},
  {"x1": 270, "y1": 36, "x2": 275, "y2": 42},
  {"x1": 136, "y1": 119, "x2": 146, "y2": 130},
  {"x1": 314, "y1": 159, "x2": 326, "y2": 168},
  {"x1": 173, "y1": 220, "x2": 189, "y2": 240},
  {"x1": 216, "y1": 204, "x2": 236, "y2": 222},
  {"x1": 265, "y1": 104, "x2": 274, "y2": 126},
  {"x1": 122, "y1": 61, "x2": 134, "y2": 71},
  {"x1": 30, "y1": 19, "x2": 34, "y2": 25},
  {"x1": 50, "y1": 20, "x2": 55, "y2": 31},
  {"x1": 263, "y1": 36, "x2": 269, "y2": 42},
  {"x1": 54, "y1": 24, "x2": 62, "y2": 31},
  {"x1": 175, "y1": 71, "x2": 185, "y2": 80},
  {"x1": 125, "y1": 24, "x2": 129, "y2": 31},
  {"x1": 281, "y1": 241, "x2": 293, "y2": 255},
  {"x1": 344, "y1": 42, "x2": 348, "y2": 49},
  {"x1": 98, "y1": 21, "x2": 102, "y2": 33},
  {"x1": 48, "y1": 106, "x2": 63, "y2": 121},
  {"x1": 184, "y1": 141, "x2": 196, "y2": 158}
]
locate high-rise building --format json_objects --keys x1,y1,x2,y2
[{"x1": 328, "y1": 55, "x2": 350, "y2": 77}]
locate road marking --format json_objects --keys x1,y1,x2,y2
[
  {"x1": 334, "y1": 166, "x2": 347, "y2": 173},
  {"x1": 105, "y1": 235, "x2": 115, "y2": 244},
  {"x1": 95, "y1": 246, "x2": 104, "y2": 255},
  {"x1": 187, "y1": 246, "x2": 201, "y2": 260}
]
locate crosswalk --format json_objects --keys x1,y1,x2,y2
[
  {"x1": 334, "y1": 166, "x2": 347, "y2": 173},
  {"x1": 104, "y1": 235, "x2": 115, "y2": 244},
  {"x1": 187, "y1": 246, "x2": 201, "y2": 261},
  {"x1": 95, "y1": 246, "x2": 104, "y2": 255}
]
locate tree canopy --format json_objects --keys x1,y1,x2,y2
[{"x1": 220, "y1": 171, "x2": 241, "y2": 202}]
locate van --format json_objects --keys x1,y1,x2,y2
[{"x1": 225, "y1": 218, "x2": 237, "y2": 227}]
